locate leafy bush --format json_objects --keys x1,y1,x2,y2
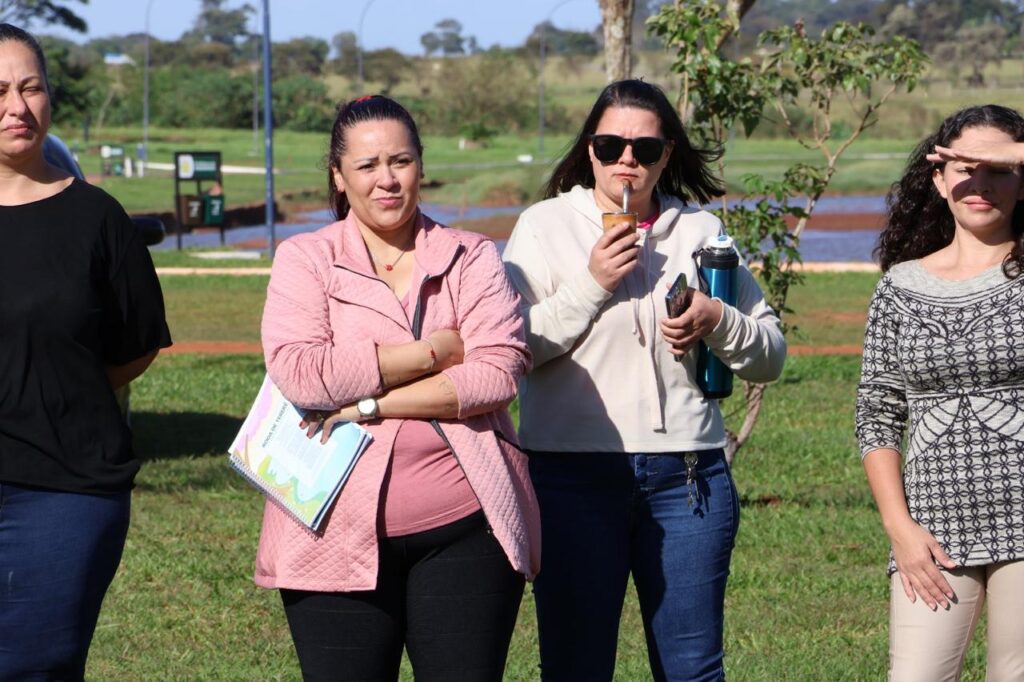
[
  {"x1": 152, "y1": 67, "x2": 252, "y2": 128},
  {"x1": 271, "y1": 75, "x2": 334, "y2": 132},
  {"x1": 419, "y1": 51, "x2": 536, "y2": 137}
]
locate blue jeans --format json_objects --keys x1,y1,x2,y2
[
  {"x1": 0, "y1": 482, "x2": 131, "y2": 681},
  {"x1": 528, "y1": 449, "x2": 740, "y2": 682}
]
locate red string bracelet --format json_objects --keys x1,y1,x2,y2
[{"x1": 423, "y1": 339, "x2": 437, "y2": 371}]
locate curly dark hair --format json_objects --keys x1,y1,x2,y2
[
  {"x1": 326, "y1": 94, "x2": 424, "y2": 220},
  {"x1": 544, "y1": 79, "x2": 724, "y2": 205},
  {"x1": 875, "y1": 104, "x2": 1024, "y2": 277}
]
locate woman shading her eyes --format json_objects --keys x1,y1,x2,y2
[{"x1": 858, "y1": 104, "x2": 1024, "y2": 680}]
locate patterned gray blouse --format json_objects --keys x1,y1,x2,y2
[{"x1": 856, "y1": 260, "x2": 1024, "y2": 574}]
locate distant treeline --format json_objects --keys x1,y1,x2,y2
[{"x1": 33, "y1": 0, "x2": 1024, "y2": 135}]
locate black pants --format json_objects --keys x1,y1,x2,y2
[{"x1": 281, "y1": 511, "x2": 525, "y2": 682}]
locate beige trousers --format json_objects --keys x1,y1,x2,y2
[{"x1": 889, "y1": 560, "x2": 1024, "y2": 681}]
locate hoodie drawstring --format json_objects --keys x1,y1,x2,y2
[{"x1": 628, "y1": 229, "x2": 666, "y2": 431}]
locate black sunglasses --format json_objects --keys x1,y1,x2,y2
[{"x1": 590, "y1": 134, "x2": 667, "y2": 166}]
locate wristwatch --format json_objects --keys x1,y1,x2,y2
[{"x1": 356, "y1": 397, "x2": 379, "y2": 421}]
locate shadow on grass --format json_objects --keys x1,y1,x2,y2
[{"x1": 132, "y1": 411, "x2": 243, "y2": 461}]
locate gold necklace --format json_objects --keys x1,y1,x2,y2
[{"x1": 368, "y1": 231, "x2": 415, "y2": 272}]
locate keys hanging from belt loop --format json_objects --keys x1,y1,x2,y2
[{"x1": 685, "y1": 452, "x2": 699, "y2": 507}]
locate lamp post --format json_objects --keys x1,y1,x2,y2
[
  {"x1": 251, "y1": 12, "x2": 259, "y2": 156},
  {"x1": 356, "y1": 0, "x2": 377, "y2": 94},
  {"x1": 142, "y1": 0, "x2": 154, "y2": 177},
  {"x1": 538, "y1": 0, "x2": 580, "y2": 156},
  {"x1": 261, "y1": 0, "x2": 276, "y2": 259}
]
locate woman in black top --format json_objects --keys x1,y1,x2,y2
[{"x1": 0, "y1": 24, "x2": 171, "y2": 679}]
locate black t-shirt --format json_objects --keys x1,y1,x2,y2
[{"x1": 0, "y1": 179, "x2": 172, "y2": 494}]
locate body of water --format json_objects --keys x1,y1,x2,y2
[{"x1": 153, "y1": 199, "x2": 882, "y2": 263}]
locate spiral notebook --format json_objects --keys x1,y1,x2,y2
[{"x1": 228, "y1": 375, "x2": 372, "y2": 531}]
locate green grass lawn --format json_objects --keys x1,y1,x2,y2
[
  {"x1": 51, "y1": 122, "x2": 922, "y2": 219},
  {"x1": 87, "y1": 352, "x2": 990, "y2": 680},
  {"x1": 785, "y1": 271, "x2": 879, "y2": 348},
  {"x1": 89, "y1": 267, "x2": 1002, "y2": 679},
  {"x1": 156, "y1": 270, "x2": 882, "y2": 349},
  {"x1": 161, "y1": 275, "x2": 267, "y2": 343},
  {"x1": 94, "y1": 270, "x2": 1000, "y2": 679}
]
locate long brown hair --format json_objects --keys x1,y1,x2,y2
[{"x1": 544, "y1": 79, "x2": 724, "y2": 205}]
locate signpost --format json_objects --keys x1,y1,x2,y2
[
  {"x1": 173, "y1": 151, "x2": 225, "y2": 250},
  {"x1": 100, "y1": 144, "x2": 126, "y2": 177}
]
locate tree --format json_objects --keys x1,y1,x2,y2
[
  {"x1": 187, "y1": 0, "x2": 254, "y2": 48},
  {"x1": 426, "y1": 49, "x2": 536, "y2": 140},
  {"x1": 38, "y1": 35, "x2": 95, "y2": 123},
  {"x1": 85, "y1": 34, "x2": 147, "y2": 62},
  {"x1": 0, "y1": 0, "x2": 87, "y2": 32},
  {"x1": 151, "y1": 66, "x2": 251, "y2": 128},
  {"x1": 738, "y1": 0, "x2": 886, "y2": 39},
  {"x1": 525, "y1": 21, "x2": 600, "y2": 56},
  {"x1": 145, "y1": 37, "x2": 183, "y2": 68},
  {"x1": 271, "y1": 75, "x2": 333, "y2": 131},
  {"x1": 330, "y1": 30, "x2": 358, "y2": 75},
  {"x1": 648, "y1": 1, "x2": 927, "y2": 461},
  {"x1": 182, "y1": 41, "x2": 234, "y2": 69},
  {"x1": 419, "y1": 18, "x2": 467, "y2": 56},
  {"x1": 877, "y1": 0, "x2": 1023, "y2": 53},
  {"x1": 272, "y1": 37, "x2": 328, "y2": 78},
  {"x1": 362, "y1": 48, "x2": 412, "y2": 94},
  {"x1": 936, "y1": 21, "x2": 1008, "y2": 86},
  {"x1": 598, "y1": 0, "x2": 634, "y2": 81},
  {"x1": 420, "y1": 31, "x2": 441, "y2": 57}
]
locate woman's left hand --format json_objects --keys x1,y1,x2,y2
[
  {"x1": 659, "y1": 289, "x2": 723, "y2": 356},
  {"x1": 300, "y1": 406, "x2": 359, "y2": 443}
]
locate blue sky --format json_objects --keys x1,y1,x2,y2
[{"x1": 41, "y1": 0, "x2": 604, "y2": 53}]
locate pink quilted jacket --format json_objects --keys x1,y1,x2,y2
[{"x1": 255, "y1": 212, "x2": 541, "y2": 591}]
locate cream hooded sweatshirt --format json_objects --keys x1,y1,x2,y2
[{"x1": 502, "y1": 185, "x2": 786, "y2": 452}]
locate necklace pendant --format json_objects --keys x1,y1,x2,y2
[{"x1": 384, "y1": 264, "x2": 394, "y2": 271}]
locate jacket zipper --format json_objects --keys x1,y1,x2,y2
[{"x1": 408, "y1": 246, "x2": 489, "y2": 519}]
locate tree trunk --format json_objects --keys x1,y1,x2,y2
[
  {"x1": 725, "y1": 381, "x2": 766, "y2": 465},
  {"x1": 715, "y1": 0, "x2": 759, "y2": 50},
  {"x1": 599, "y1": 0, "x2": 634, "y2": 82}
]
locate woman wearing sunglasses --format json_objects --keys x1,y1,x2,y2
[{"x1": 502, "y1": 79, "x2": 786, "y2": 681}]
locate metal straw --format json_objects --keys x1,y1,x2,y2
[{"x1": 622, "y1": 182, "x2": 630, "y2": 213}]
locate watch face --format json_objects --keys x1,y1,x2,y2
[{"x1": 358, "y1": 398, "x2": 377, "y2": 418}]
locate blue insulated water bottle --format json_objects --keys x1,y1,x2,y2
[{"x1": 696, "y1": 234, "x2": 739, "y2": 399}]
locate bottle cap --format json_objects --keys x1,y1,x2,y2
[{"x1": 704, "y1": 234, "x2": 734, "y2": 252}]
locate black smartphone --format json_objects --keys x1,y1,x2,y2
[{"x1": 665, "y1": 273, "x2": 693, "y2": 318}]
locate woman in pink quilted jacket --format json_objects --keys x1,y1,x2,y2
[{"x1": 255, "y1": 95, "x2": 540, "y2": 681}]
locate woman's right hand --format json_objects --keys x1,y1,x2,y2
[
  {"x1": 926, "y1": 142, "x2": 1024, "y2": 169},
  {"x1": 589, "y1": 222, "x2": 640, "y2": 292},
  {"x1": 889, "y1": 518, "x2": 957, "y2": 610},
  {"x1": 426, "y1": 329, "x2": 464, "y2": 372}
]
